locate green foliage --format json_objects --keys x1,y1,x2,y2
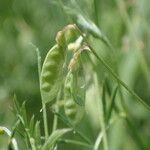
[
  {"x1": 40, "y1": 44, "x2": 64, "y2": 104},
  {"x1": 0, "y1": 0, "x2": 150, "y2": 150},
  {"x1": 42, "y1": 128, "x2": 71, "y2": 150}
]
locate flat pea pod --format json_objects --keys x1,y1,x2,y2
[
  {"x1": 64, "y1": 71, "x2": 84, "y2": 125},
  {"x1": 71, "y1": 70, "x2": 86, "y2": 106},
  {"x1": 40, "y1": 44, "x2": 64, "y2": 104}
]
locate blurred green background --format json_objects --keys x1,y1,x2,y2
[{"x1": 0, "y1": 0, "x2": 150, "y2": 149}]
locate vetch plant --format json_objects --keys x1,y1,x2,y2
[{"x1": 1, "y1": 22, "x2": 149, "y2": 150}]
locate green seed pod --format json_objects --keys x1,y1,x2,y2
[
  {"x1": 71, "y1": 70, "x2": 86, "y2": 106},
  {"x1": 40, "y1": 44, "x2": 64, "y2": 104},
  {"x1": 64, "y1": 71, "x2": 84, "y2": 125},
  {"x1": 67, "y1": 47, "x2": 86, "y2": 106},
  {"x1": 55, "y1": 30, "x2": 66, "y2": 47},
  {"x1": 64, "y1": 24, "x2": 79, "y2": 44}
]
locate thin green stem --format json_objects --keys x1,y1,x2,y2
[
  {"x1": 42, "y1": 102, "x2": 49, "y2": 139},
  {"x1": 35, "y1": 47, "x2": 49, "y2": 139},
  {"x1": 93, "y1": 0, "x2": 99, "y2": 26},
  {"x1": 90, "y1": 45, "x2": 150, "y2": 111},
  {"x1": 52, "y1": 108, "x2": 58, "y2": 133},
  {"x1": 94, "y1": 113, "x2": 127, "y2": 150},
  {"x1": 94, "y1": 73, "x2": 108, "y2": 150},
  {"x1": 118, "y1": 85, "x2": 147, "y2": 149},
  {"x1": 125, "y1": 117, "x2": 146, "y2": 150},
  {"x1": 59, "y1": 139, "x2": 93, "y2": 149},
  {"x1": 94, "y1": 132, "x2": 103, "y2": 150},
  {"x1": 107, "y1": 86, "x2": 118, "y2": 123},
  {"x1": 52, "y1": 88, "x2": 62, "y2": 132},
  {"x1": 74, "y1": 17, "x2": 150, "y2": 111}
]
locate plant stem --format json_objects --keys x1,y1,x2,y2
[
  {"x1": 89, "y1": 45, "x2": 150, "y2": 111},
  {"x1": 52, "y1": 107, "x2": 58, "y2": 133},
  {"x1": 93, "y1": 0, "x2": 99, "y2": 27},
  {"x1": 94, "y1": 132, "x2": 103, "y2": 150},
  {"x1": 59, "y1": 139, "x2": 93, "y2": 149},
  {"x1": 118, "y1": 85, "x2": 147, "y2": 150},
  {"x1": 75, "y1": 23, "x2": 150, "y2": 111},
  {"x1": 42, "y1": 102, "x2": 49, "y2": 139},
  {"x1": 52, "y1": 88, "x2": 62, "y2": 132},
  {"x1": 94, "y1": 73, "x2": 108, "y2": 150},
  {"x1": 35, "y1": 47, "x2": 49, "y2": 139}
]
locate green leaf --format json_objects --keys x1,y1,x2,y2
[
  {"x1": 13, "y1": 94, "x2": 20, "y2": 114},
  {"x1": 29, "y1": 115, "x2": 35, "y2": 136},
  {"x1": 71, "y1": 69, "x2": 86, "y2": 106},
  {"x1": 42, "y1": 128, "x2": 72, "y2": 150},
  {"x1": 17, "y1": 115, "x2": 25, "y2": 127},
  {"x1": 34, "y1": 121, "x2": 41, "y2": 148},
  {"x1": 20, "y1": 102, "x2": 28, "y2": 127}
]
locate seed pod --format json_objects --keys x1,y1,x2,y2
[
  {"x1": 68, "y1": 45, "x2": 86, "y2": 106},
  {"x1": 64, "y1": 24, "x2": 79, "y2": 44},
  {"x1": 64, "y1": 71, "x2": 84, "y2": 125},
  {"x1": 40, "y1": 44, "x2": 64, "y2": 104},
  {"x1": 71, "y1": 70, "x2": 86, "y2": 106},
  {"x1": 56, "y1": 31, "x2": 66, "y2": 47}
]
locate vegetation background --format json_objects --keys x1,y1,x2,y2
[{"x1": 0, "y1": 0, "x2": 150, "y2": 149}]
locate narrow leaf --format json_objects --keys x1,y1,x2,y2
[
  {"x1": 42, "y1": 128, "x2": 72, "y2": 150},
  {"x1": 21, "y1": 102, "x2": 28, "y2": 127},
  {"x1": 29, "y1": 115, "x2": 35, "y2": 136},
  {"x1": 34, "y1": 121, "x2": 41, "y2": 148},
  {"x1": 13, "y1": 95, "x2": 20, "y2": 114}
]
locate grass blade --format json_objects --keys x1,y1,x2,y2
[
  {"x1": 31, "y1": 44, "x2": 49, "y2": 140},
  {"x1": 42, "y1": 128, "x2": 72, "y2": 150},
  {"x1": 29, "y1": 115, "x2": 35, "y2": 136},
  {"x1": 13, "y1": 94, "x2": 20, "y2": 114},
  {"x1": 34, "y1": 121, "x2": 41, "y2": 148}
]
